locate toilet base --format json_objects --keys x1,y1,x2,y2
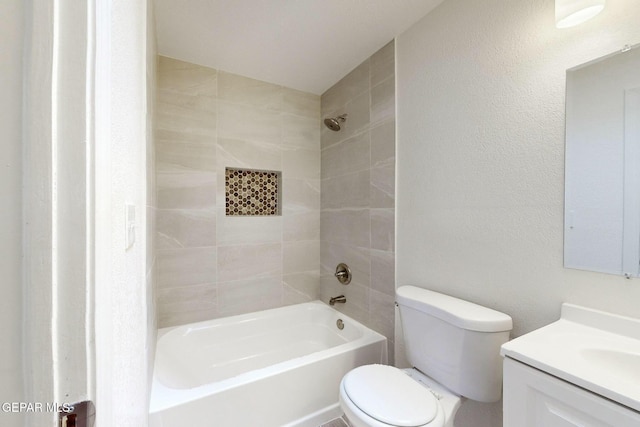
[{"x1": 403, "y1": 368, "x2": 463, "y2": 427}]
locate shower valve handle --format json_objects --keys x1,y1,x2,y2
[{"x1": 334, "y1": 263, "x2": 352, "y2": 285}]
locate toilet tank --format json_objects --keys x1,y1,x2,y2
[{"x1": 396, "y1": 286, "x2": 512, "y2": 403}]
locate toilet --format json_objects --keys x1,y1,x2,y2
[{"x1": 339, "y1": 285, "x2": 513, "y2": 427}]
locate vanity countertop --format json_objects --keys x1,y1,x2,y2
[{"x1": 501, "y1": 303, "x2": 640, "y2": 412}]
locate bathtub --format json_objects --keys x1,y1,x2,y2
[{"x1": 149, "y1": 301, "x2": 387, "y2": 427}]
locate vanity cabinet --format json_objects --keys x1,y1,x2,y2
[{"x1": 503, "y1": 358, "x2": 640, "y2": 427}]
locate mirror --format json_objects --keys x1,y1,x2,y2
[{"x1": 564, "y1": 44, "x2": 640, "y2": 277}]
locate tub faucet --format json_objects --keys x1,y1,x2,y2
[{"x1": 329, "y1": 295, "x2": 346, "y2": 305}]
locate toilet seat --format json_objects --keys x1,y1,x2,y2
[{"x1": 340, "y1": 365, "x2": 445, "y2": 427}]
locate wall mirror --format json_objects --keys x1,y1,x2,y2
[{"x1": 564, "y1": 44, "x2": 640, "y2": 277}]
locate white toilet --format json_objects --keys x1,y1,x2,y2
[{"x1": 339, "y1": 285, "x2": 513, "y2": 427}]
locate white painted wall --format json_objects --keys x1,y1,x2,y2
[
  {"x1": 146, "y1": 0, "x2": 159, "y2": 400},
  {"x1": 0, "y1": 0, "x2": 24, "y2": 424},
  {"x1": 54, "y1": 0, "x2": 92, "y2": 407},
  {"x1": 396, "y1": 0, "x2": 640, "y2": 426},
  {"x1": 95, "y1": 0, "x2": 152, "y2": 425},
  {"x1": 20, "y1": 1, "x2": 94, "y2": 424}
]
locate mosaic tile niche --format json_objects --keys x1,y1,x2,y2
[{"x1": 225, "y1": 168, "x2": 281, "y2": 216}]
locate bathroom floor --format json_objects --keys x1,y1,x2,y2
[{"x1": 319, "y1": 416, "x2": 351, "y2": 427}]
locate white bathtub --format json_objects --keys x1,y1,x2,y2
[{"x1": 149, "y1": 301, "x2": 387, "y2": 427}]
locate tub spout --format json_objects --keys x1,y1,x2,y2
[{"x1": 329, "y1": 295, "x2": 346, "y2": 305}]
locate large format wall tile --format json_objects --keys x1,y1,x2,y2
[
  {"x1": 284, "y1": 240, "x2": 320, "y2": 274},
  {"x1": 218, "y1": 71, "x2": 282, "y2": 110},
  {"x1": 371, "y1": 77, "x2": 395, "y2": 126},
  {"x1": 321, "y1": 170, "x2": 370, "y2": 209},
  {"x1": 157, "y1": 247, "x2": 216, "y2": 288},
  {"x1": 156, "y1": 89, "x2": 217, "y2": 114},
  {"x1": 156, "y1": 128, "x2": 215, "y2": 146},
  {"x1": 155, "y1": 42, "x2": 395, "y2": 338},
  {"x1": 158, "y1": 56, "x2": 217, "y2": 97},
  {"x1": 218, "y1": 102, "x2": 282, "y2": 145},
  {"x1": 156, "y1": 209, "x2": 216, "y2": 249},
  {"x1": 216, "y1": 211, "x2": 282, "y2": 245},
  {"x1": 370, "y1": 289, "x2": 395, "y2": 364},
  {"x1": 155, "y1": 57, "x2": 321, "y2": 327},
  {"x1": 157, "y1": 172, "x2": 216, "y2": 210},
  {"x1": 283, "y1": 148, "x2": 320, "y2": 180},
  {"x1": 371, "y1": 41, "x2": 394, "y2": 88},
  {"x1": 370, "y1": 208, "x2": 394, "y2": 251},
  {"x1": 321, "y1": 131, "x2": 370, "y2": 178},
  {"x1": 155, "y1": 100, "x2": 217, "y2": 137},
  {"x1": 283, "y1": 211, "x2": 320, "y2": 242},
  {"x1": 216, "y1": 138, "x2": 282, "y2": 172},
  {"x1": 370, "y1": 249, "x2": 395, "y2": 296},
  {"x1": 283, "y1": 271, "x2": 320, "y2": 304},
  {"x1": 321, "y1": 209, "x2": 371, "y2": 247},
  {"x1": 282, "y1": 87, "x2": 321, "y2": 119},
  {"x1": 322, "y1": 60, "x2": 370, "y2": 117},
  {"x1": 282, "y1": 178, "x2": 320, "y2": 212},
  {"x1": 320, "y1": 41, "x2": 395, "y2": 361},
  {"x1": 282, "y1": 114, "x2": 321, "y2": 150},
  {"x1": 371, "y1": 120, "x2": 395, "y2": 169},
  {"x1": 371, "y1": 165, "x2": 395, "y2": 209},
  {"x1": 320, "y1": 242, "x2": 371, "y2": 287},
  {"x1": 156, "y1": 141, "x2": 216, "y2": 173},
  {"x1": 217, "y1": 277, "x2": 283, "y2": 317},
  {"x1": 159, "y1": 307, "x2": 219, "y2": 328},
  {"x1": 319, "y1": 275, "x2": 370, "y2": 324},
  {"x1": 321, "y1": 91, "x2": 370, "y2": 149},
  {"x1": 217, "y1": 243, "x2": 282, "y2": 283},
  {"x1": 157, "y1": 283, "x2": 217, "y2": 314},
  {"x1": 370, "y1": 121, "x2": 396, "y2": 207}
]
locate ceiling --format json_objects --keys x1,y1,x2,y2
[{"x1": 153, "y1": 0, "x2": 444, "y2": 95}]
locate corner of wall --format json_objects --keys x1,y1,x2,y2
[
  {"x1": 319, "y1": 40, "x2": 397, "y2": 363},
  {"x1": 145, "y1": 0, "x2": 158, "y2": 406}
]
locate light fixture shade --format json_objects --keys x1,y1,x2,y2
[{"x1": 556, "y1": 0, "x2": 606, "y2": 28}]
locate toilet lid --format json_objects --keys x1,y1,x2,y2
[{"x1": 343, "y1": 365, "x2": 438, "y2": 427}]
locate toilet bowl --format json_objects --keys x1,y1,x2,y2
[
  {"x1": 339, "y1": 365, "x2": 461, "y2": 427},
  {"x1": 338, "y1": 286, "x2": 512, "y2": 427}
]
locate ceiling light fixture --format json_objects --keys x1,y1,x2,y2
[{"x1": 556, "y1": 0, "x2": 606, "y2": 28}]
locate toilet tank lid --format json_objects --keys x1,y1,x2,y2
[{"x1": 396, "y1": 286, "x2": 513, "y2": 332}]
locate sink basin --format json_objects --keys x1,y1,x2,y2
[
  {"x1": 501, "y1": 303, "x2": 640, "y2": 412},
  {"x1": 580, "y1": 349, "x2": 640, "y2": 384}
]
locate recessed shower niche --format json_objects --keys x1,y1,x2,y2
[{"x1": 225, "y1": 167, "x2": 282, "y2": 216}]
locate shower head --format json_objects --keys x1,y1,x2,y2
[{"x1": 323, "y1": 114, "x2": 347, "y2": 131}]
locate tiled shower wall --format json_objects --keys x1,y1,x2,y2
[
  {"x1": 155, "y1": 57, "x2": 321, "y2": 327},
  {"x1": 320, "y1": 41, "x2": 396, "y2": 362}
]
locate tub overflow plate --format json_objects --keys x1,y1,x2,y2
[{"x1": 336, "y1": 319, "x2": 344, "y2": 330}]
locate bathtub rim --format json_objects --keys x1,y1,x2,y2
[{"x1": 150, "y1": 300, "x2": 388, "y2": 413}]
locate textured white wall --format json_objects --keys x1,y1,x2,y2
[
  {"x1": 54, "y1": 0, "x2": 92, "y2": 407},
  {"x1": 20, "y1": 2, "x2": 94, "y2": 424},
  {"x1": 94, "y1": 1, "x2": 152, "y2": 425},
  {"x1": 396, "y1": 0, "x2": 640, "y2": 426},
  {"x1": 0, "y1": 0, "x2": 24, "y2": 424}
]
